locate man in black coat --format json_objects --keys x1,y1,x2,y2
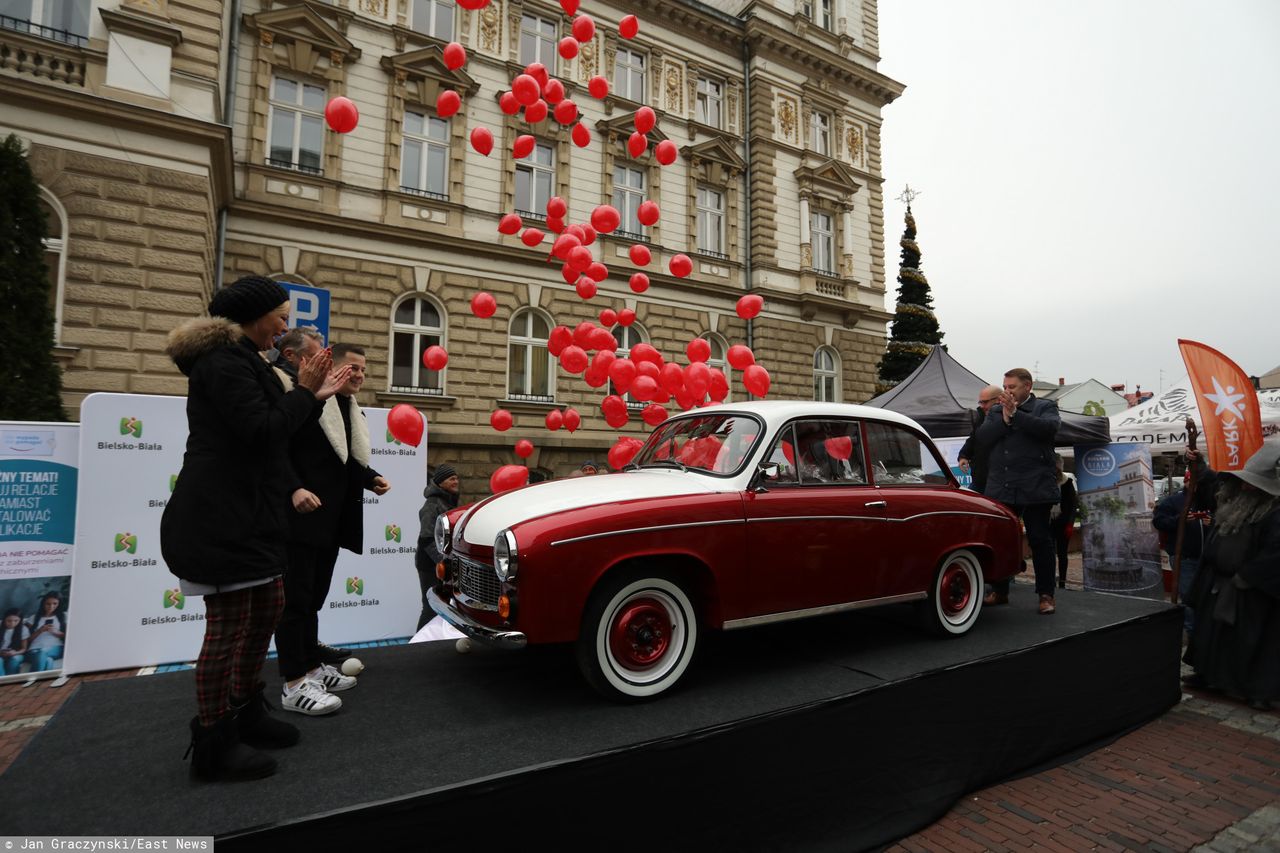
[
  {"x1": 275, "y1": 343, "x2": 390, "y2": 716},
  {"x1": 974, "y1": 368, "x2": 1062, "y2": 615},
  {"x1": 958, "y1": 385, "x2": 1003, "y2": 494},
  {"x1": 415, "y1": 465, "x2": 460, "y2": 631}
]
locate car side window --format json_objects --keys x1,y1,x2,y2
[
  {"x1": 762, "y1": 425, "x2": 799, "y2": 485},
  {"x1": 864, "y1": 422, "x2": 950, "y2": 486},
  {"x1": 791, "y1": 419, "x2": 866, "y2": 486}
]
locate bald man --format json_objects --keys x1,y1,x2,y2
[{"x1": 957, "y1": 385, "x2": 1003, "y2": 494}]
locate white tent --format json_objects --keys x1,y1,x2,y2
[{"x1": 1107, "y1": 379, "x2": 1280, "y2": 452}]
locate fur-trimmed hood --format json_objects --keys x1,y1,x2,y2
[{"x1": 166, "y1": 317, "x2": 242, "y2": 376}]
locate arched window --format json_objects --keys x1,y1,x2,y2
[
  {"x1": 699, "y1": 332, "x2": 731, "y2": 401},
  {"x1": 38, "y1": 188, "x2": 68, "y2": 346},
  {"x1": 814, "y1": 346, "x2": 841, "y2": 402},
  {"x1": 611, "y1": 322, "x2": 649, "y2": 408},
  {"x1": 508, "y1": 308, "x2": 554, "y2": 401},
  {"x1": 390, "y1": 295, "x2": 446, "y2": 395}
]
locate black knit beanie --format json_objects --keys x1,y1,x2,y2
[
  {"x1": 432, "y1": 465, "x2": 458, "y2": 485},
  {"x1": 208, "y1": 275, "x2": 289, "y2": 325}
]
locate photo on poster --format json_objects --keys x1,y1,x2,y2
[
  {"x1": 0, "y1": 577, "x2": 71, "y2": 677},
  {"x1": 1074, "y1": 442, "x2": 1162, "y2": 598}
]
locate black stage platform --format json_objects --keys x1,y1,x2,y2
[{"x1": 0, "y1": 588, "x2": 1181, "y2": 851}]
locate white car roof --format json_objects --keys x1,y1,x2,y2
[{"x1": 675, "y1": 400, "x2": 928, "y2": 435}]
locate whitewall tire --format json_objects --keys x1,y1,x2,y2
[{"x1": 926, "y1": 549, "x2": 984, "y2": 636}]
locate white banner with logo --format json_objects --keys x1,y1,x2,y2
[
  {"x1": 0, "y1": 422, "x2": 79, "y2": 681},
  {"x1": 64, "y1": 393, "x2": 427, "y2": 675}
]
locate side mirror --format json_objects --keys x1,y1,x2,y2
[{"x1": 749, "y1": 461, "x2": 779, "y2": 493}]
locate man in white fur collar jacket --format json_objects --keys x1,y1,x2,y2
[{"x1": 273, "y1": 342, "x2": 390, "y2": 714}]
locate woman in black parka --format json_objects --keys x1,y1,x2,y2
[{"x1": 161, "y1": 275, "x2": 349, "y2": 781}]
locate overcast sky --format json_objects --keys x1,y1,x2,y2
[{"x1": 876, "y1": 0, "x2": 1280, "y2": 395}]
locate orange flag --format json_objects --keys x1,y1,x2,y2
[{"x1": 1178, "y1": 339, "x2": 1262, "y2": 471}]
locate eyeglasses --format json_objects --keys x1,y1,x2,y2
[{"x1": 979, "y1": 397, "x2": 999, "y2": 405}]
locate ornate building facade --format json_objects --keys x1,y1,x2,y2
[{"x1": 2, "y1": 0, "x2": 903, "y2": 490}]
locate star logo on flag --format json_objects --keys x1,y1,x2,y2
[{"x1": 1204, "y1": 376, "x2": 1247, "y2": 420}]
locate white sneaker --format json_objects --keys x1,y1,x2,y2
[
  {"x1": 281, "y1": 679, "x2": 341, "y2": 716},
  {"x1": 309, "y1": 663, "x2": 357, "y2": 693}
]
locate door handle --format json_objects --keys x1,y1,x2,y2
[{"x1": 864, "y1": 500, "x2": 887, "y2": 508}]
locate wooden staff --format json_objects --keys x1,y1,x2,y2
[{"x1": 1170, "y1": 418, "x2": 1199, "y2": 605}]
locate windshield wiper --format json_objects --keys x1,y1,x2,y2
[{"x1": 638, "y1": 459, "x2": 688, "y2": 472}]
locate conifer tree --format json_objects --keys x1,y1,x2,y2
[
  {"x1": 0, "y1": 134, "x2": 66, "y2": 420},
  {"x1": 877, "y1": 191, "x2": 944, "y2": 392}
]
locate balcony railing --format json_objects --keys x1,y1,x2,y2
[
  {"x1": 0, "y1": 15, "x2": 88, "y2": 47},
  {"x1": 697, "y1": 249, "x2": 730, "y2": 261},
  {"x1": 389, "y1": 385, "x2": 445, "y2": 396},
  {"x1": 266, "y1": 157, "x2": 323, "y2": 177},
  {"x1": 615, "y1": 230, "x2": 650, "y2": 243},
  {"x1": 400, "y1": 186, "x2": 448, "y2": 202}
]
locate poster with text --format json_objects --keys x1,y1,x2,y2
[
  {"x1": 932, "y1": 437, "x2": 975, "y2": 490},
  {"x1": 1075, "y1": 442, "x2": 1162, "y2": 599}
]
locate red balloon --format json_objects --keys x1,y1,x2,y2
[
  {"x1": 584, "y1": 365, "x2": 609, "y2": 388},
  {"x1": 600, "y1": 308, "x2": 618, "y2": 326},
  {"x1": 548, "y1": 325, "x2": 574, "y2": 356},
  {"x1": 554, "y1": 99, "x2": 578, "y2": 125},
  {"x1": 686, "y1": 338, "x2": 711, "y2": 363},
  {"x1": 637, "y1": 200, "x2": 660, "y2": 226},
  {"x1": 743, "y1": 364, "x2": 771, "y2": 397},
  {"x1": 636, "y1": 361, "x2": 661, "y2": 381},
  {"x1": 436, "y1": 89, "x2": 461, "y2": 118},
  {"x1": 631, "y1": 343, "x2": 661, "y2": 365},
  {"x1": 324, "y1": 97, "x2": 359, "y2": 133},
  {"x1": 727, "y1": 344, "x2": 755, "y2": 369},
  {"x1": 490, "y1": 409, "x2": 514, "y2": 432},
  {"x1": 602, "y1": 394, "x2": 627, "y2": 416},
  {"x1": 547, "y1": 216, "x2": 566, "y2": 234},
  {"x1": 544, "y1": 409, "x2": 564, "y2": 432},
  {"x1": 619, "y1": 14, "x2": 640, "y2": 39},
  {"x1": 563, "y1": 408, "x2": 581, "y2": 432},
  {"x1": 618, "y1": 308, "x2": 636, "y2": 326},
  {"x1": 565, "y1": 224, "x2": 587, "y2": 242},
  {"x1": 669, "y1": 254, "x2": 693, "y2": 278},
  {"x1": 571, "y1": 121, "x2": 591, "y2": 148},
  {"x1": 629, "y1": 244, "x2": 651, "y2": 266},
  {"x1": 499, "y1": 91, "x2": 521, "y2": 115},
  {"x1": 586, "y1": 262, "x2": 609, "y2": 282},
  {"x1": 524, "y1": 62, "x2": 549, "y2": 88},
  {"x1": 470, "y1": 126, "x2": 494, "y2": 156},
  {"x1": 655, "y1": 139, "x2": 678, "y2": 165},
  {"x1": 386, "y1": 404, "x2": 423, "y2": 447},
  {"x1": 513, "y1": 134, "x2": 535, "y2": 159},
  {"x1": 824, "y1": 436, "x2": 853, "y2": 461},
  {"x1": 560, "y1": 345, "x2": 589, "y2": 374},
  {"x1": 608, "y1": 437, "x2": 644, "y2": 471},
  {"x1": 490, "y1": 464, "x2": 529, "y2": 494},
  {"x1": 642, "y1": 403, "x2": 667, "y2": 426},
  {"x1": 457, "y1": 0, "x2": 489, "y2": 9},
  {"x1": 512, "y1": 74, "x2": 540, "y2": 106},
  {"x1": 685, "y1": 362, "x2": 710, "y2": 398},
  {"x1": 736, "y1": 293, "x2": 764, "y2": 319},
  {"x1": 546, "y1": 196, "x2": 567, "y2": 219},
  {"x1": 520, "y1": 227, "x2": 545, "y2": 247},
  {"x1": 591, "y1": 204, "x2": 621, "y2": 234},
  {"x1": 628, "y1": 272, "x2": 650, "y2": 293},
  {"x1": 422, "y1": 345, "x2": 448, "y2": 371},
  {"x1": 708, "y1": 368, "x2": 729, "y2": 402},
  {"x1": 544, "y1": 79, "x2": 565, "y2": 104},
  {"x1": 592, "y1": 348, "x2": 617, "y2": 373},
  {"x1": 590, "y1": 327, "x2": 618, "y2": 351},
  {"x1": 635, "y1": 106, "x2": 656, "y2": 134},
  {"x1": 471, "y1": 292, "x2": 497, "y2": 318},
  {"x1": 572, "y1": 15, "x2": 595, "y2": 42},
  {"x1": 553, "y1": 234, "x2": 581, "y2": 261},
  {"x1": 660, "y1": 362, "x2": 685, "y2": 395},
  {"x1": 580, "y1": 224, "x2": 597, "y2": 245},
  {"x1": 558, "y1": 36, "x2": 579, "y2": 59},
  {"x1": 675, "y1": 387, "x2": 697, "y2": 411},
  {"x1": 524, "y1": 99, "x2": 548, "y2": 123},
  {"x1": 631, "y1": 375, "x2": 658, "y2": 402},
  {"x1": 588, "y1": 75, "x2": 609, "y2": 99},
  {"x1": 572, "y1": 321, "x2": 597, "y2": 348},
  {"x1": 514, "y1": 439, "x2": 534, "y2": 459},
  {"x1": 559, "y1": 0, "x2": 579, "y2": 14},
  {"x1": 605, "y1": 408, "x2": 630, "y2": 429},
  {"x1": 608, "y1": 360, "x2": 637, "y2": 393},
  {"x1": 569, "y1": 245, "x2": 594, "y2": 273},
  {"x1": 575, "y1": 278, "x2": 597, "y2": 300},
  {"x1": 442, "y1": 42, "x2": 467, "y2": 70},
  {"x1": 498, "y1": 213, "x2": 523, "y2": 235},
  {"x1": 628, "y1": 131, "x2": 647, "y2": 159}
]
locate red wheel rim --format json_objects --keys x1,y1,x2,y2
[
  {"x1": 940, "y1": 562, "x2": 972, "y2": 617},
  {"x1": 608, "y1": 597, "x2": 672, "y2": 671}
]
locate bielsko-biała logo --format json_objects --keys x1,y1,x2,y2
[{"x1": 119, "y1": 417, "x2": 143, "y2": 438}]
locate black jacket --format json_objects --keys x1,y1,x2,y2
[
  {"x1": 416, "y1": 483, "x2": 459, "y2": 572},
  {"x1": 958, "y1": 406, "x2": 991, "y2": 494},
  {"x1": 974, "y1": 394, "x2": 1061, "y2": 505},
  {"x1": 160, "y1": 318, "x2": 321, "y2": 584}
]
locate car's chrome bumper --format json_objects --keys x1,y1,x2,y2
[{"x1": 427, "y1": 588, "x2": 527, "y2": 650}]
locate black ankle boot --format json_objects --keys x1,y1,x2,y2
[
  {"x1": 232, "y1": 684, "x2": 300, "y2": 749},
  {"x1": 185, "y1": 713, "x2": 278, "y2": 782}
]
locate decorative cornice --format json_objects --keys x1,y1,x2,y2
[
  {"x1": 744, "y1": 19, "x2": 905, "y2": 107},
  {"x1": 245, "y1": 4, "x2": 361, "y2": 62},
  {"x1": 681, "y1": 135, "x2": 746, "y2": 173},
  {"x1": 99, "y1": 8, "x2": 183, "y2": 47},
  {"x1": 381, "y1": 45, "x2": 481, "y2": 96}
]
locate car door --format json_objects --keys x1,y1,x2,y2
[{"x1": 742, "y1": 419, "x2": 891, "y2": 618}]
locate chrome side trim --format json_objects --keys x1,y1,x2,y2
[
  {"x1": 746, "y1": 510, "x2": 1012, "y2": 524},
  {"x1": 551, "y1": 518, "x2": 747, "y2": 547},
  {"x1": 722, "y1": 591, "x2": 929, "y2": 630}
]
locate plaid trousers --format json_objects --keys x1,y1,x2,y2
[{"x1": 195, "y1": 579, "x2": 284, "y2": 727}]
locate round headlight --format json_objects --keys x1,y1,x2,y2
[
  {"x1": 494, "y1": 529, "x2": 518, "y2": 582},
  {"x1": 434, "y1": 514, "x2": 451, "y2": 558}
]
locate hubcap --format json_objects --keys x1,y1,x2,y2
[
  {"x1": 940, "y1": 563, "x2": 972, "y2": 617},
  {"x1": 608, "y1": 598, "x2": 672, "y2": 671}
]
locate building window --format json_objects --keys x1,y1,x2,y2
[
  {"x1": 810, "y1": 110, "x2": 831, "y2": 156},
  {"x1": 614, "y1": 47, "x2": 646, "y2": 102},
  {"x1": 410, "y1": 0, "x2": 454, "y2": 40},
  {"x1": 519, "y1": 14, "x2": 557, "y2": 68},
  {"x1": 401, "y1": 111, "x2": 449, "y2": 199},
  {"x1": 696, "y1": 78, "x2": 723, "y2": 128},
  {"x1": 701, "y1": 332, "x2": 730, "y2": 401},
  {"x1": 613, "y1": 165, "x2": 646, "y2": 239},
  {"x1": 814, "y1": 346, "x2": 840, "y2": 402},
  {"x1": 802, "y1": 0, "x2": 832, "y2": 31},
  {"x1": 0, "y1": 0, "x2": 90, "y2": 45},
  {"x1": 37, "y1": 189, "x2": 67, "y2": 345},
  {"x1": 268, "y1": 76, "x2": 326, "y2": 174},
  {"x1": 515, "y1": 142, "x2": 555, "y2": 217},
  {"x1": 696, "y1": 187, "x2": 726, "y2": 258},
  {"x1": 509, "y1": 308, "x2": 553, "y2": 401},
  {"x1": 390, "y1": 296, "x2": 446, "y2": 395},
  {"x1": 811, "y1": 211, "x2": 834, "y2": 274}
]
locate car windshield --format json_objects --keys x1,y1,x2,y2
[{"x1": 633, "y1": 413, "x2": 762, "y2": 476}]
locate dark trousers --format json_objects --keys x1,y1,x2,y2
[
  {"x1": 196, "y1": 579, "x2": 284, "y2": 727},
  {"x1": 276, "y1": 542, "x2": 340, "y2": 681},
  {"x1": 991, "y1": 502, "x2": 1057, "y2": 597},
  {"x1": 416, "y1": 566, "x2": 438, "y2": 632},
  {"x1": 1052, "y1": 522, "x2": 1071, "y2": 585}
]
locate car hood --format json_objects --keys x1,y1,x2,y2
[{"x1": 460, "y1": 471, "x2": 721, "y2": 546}]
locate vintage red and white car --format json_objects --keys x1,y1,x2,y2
[{"x1": 428, "y1": 401, "x2": 1022, "y2": 700}]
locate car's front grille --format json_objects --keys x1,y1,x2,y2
[{"x1": 454, "y1": 554, "x2": 500, "y2": 609}]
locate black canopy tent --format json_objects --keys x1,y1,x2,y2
[{"x1": 863, "y1": 346, "x2": 1111, "y2": 446}]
